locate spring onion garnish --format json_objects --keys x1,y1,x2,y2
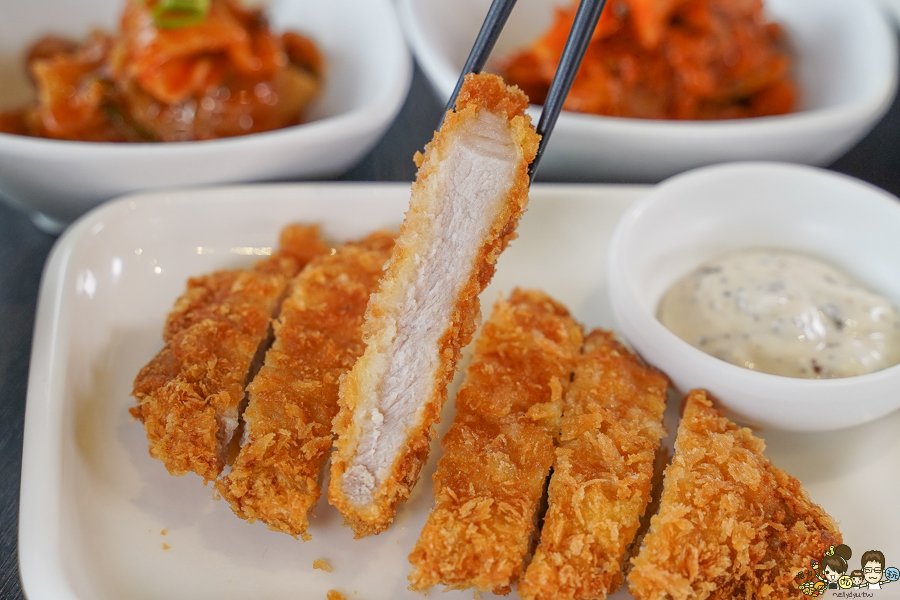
[{"x1": 151, "y1": 0, "x2": 211, "y2": 29}]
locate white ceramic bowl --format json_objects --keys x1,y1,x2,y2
[
  {"x1": 607, "y1": 162, "x2": 900, "y2": 432},
  {"x1": 399, "y1": 0, "x2": 898, "y2": 183},
  {"x1": 0, "y1": 0, "x2": 412, "y2": 231},
  {"x1": 874, "y1": 0, "x2": 900, "y2": 25}
]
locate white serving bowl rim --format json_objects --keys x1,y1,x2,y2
[
  {"x1": 398, "y1": 0, "x2": 898, "y2": 181},
  {"x1": 0, "y1": 99, "x2": 398, "y2": 155}
]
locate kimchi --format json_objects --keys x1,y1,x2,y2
[
  {"x1": 504, "y1": 0, "x2": 796, "y2": 120},
  {"x1": 0, "y1": 0, "x2": 324, "y2": 141}
]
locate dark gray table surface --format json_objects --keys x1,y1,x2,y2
[{"x1": 1, "y1": 60, "x2": 899, "y2": 598}]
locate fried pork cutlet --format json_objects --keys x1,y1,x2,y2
[
  {"x1": 519, "y1": 330, "x2": 669, "y2": 600},
  {"x1": 628, "y1": 390, "x2": 842, "y2": 600},
  {"x1": 131, "y1": 225, "x2": 329, "y2": 482},
  {"x1": 328, "y1": 73, "x2": 540, "y2": 537},
  {"x1": 408, "y1": 290, "x2": 584, "y2": 593},
  {"x1": 217, "y1": 231, "x2": 395, "y2": 538}
]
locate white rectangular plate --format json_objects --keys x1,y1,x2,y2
[{"x1": 20, "y1": 183, "x2": 900, "y2": 600}]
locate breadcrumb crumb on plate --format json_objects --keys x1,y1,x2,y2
[{"x1": 314, "y1": 559, "x2": 333, "y2": 572}]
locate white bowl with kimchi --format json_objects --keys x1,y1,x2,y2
[
  {"x1": 0, "y1": 0, "x2": 411, "y2": 230},
  {"x1": 399, "y1": 0, "x2": 897, "y2": 182}
]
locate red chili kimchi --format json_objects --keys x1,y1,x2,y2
[
  {"x1": 0, "y1": 0, "x2": 324, "y2": 141},
  {"x1": 504, "y1": 0, "x2": 796, "y2": 120}
]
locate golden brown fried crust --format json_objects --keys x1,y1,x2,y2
[
  {"x1": 518, "y1": 330, "x2": 669, "y2": 600},
  {"x1": 130, "y1": 225, "x2": 328, "y2": 482},
  {"x1": 328, "y1": 73, "x2": 540, "y2": 537},
  {"x1": 164, "y1": 224, "x2": 331, "y2": 338},
  {"x1": 216, "y1": 231, "x2": 395, "y2": 538},
  {"x1": 628, "y1": 390, "x2": 842, "y2": 600},
  {"x1": 408, "y1": 290, "x2": 584, "y2": 593}
]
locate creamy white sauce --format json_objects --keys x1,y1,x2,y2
[{"x1": 657, "y1": 249, "x2": 900, "y2": 378}]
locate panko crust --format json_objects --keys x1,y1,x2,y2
[
  {"x1": 130, "y1": 225, "x2": 328, "y2": 482},
  {"x1": 628, "y1": 390, "x2": 842, "y2": 600},
  {"x1": 328, "y1": 73, "x2": 540, "y2": 537},
  {"x1": 216, "y1": 231, "x2": 395, "y2": 538},
  {"x1": 519, "y1": 330, "x2": 669, "y2": 600},
  {"x1": 408, "y1": 289, "x2": 584, "y2": 593},
  {"x1": 163, "y1": 224, "x2": 331, "y2": 338}
]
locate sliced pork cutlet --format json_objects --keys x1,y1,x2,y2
[
  {"x1": 328, "y1": 73, "x2": 541, "y2": 537},
  {"x1": 408, "y1": 289, "x2": 584, "y2": 593},
  {"x1": 131, "y1": 225, "x2": 329, "y2": 482},
  {"x1": 217, "y1": 231, "x2": 395, "y2": 538},
  {"x1": 628, "y1": 390, "x2": 842, "y2": 600},
  {"x1": 518, "y1": 330, "x2": 668, "y2": 600}
]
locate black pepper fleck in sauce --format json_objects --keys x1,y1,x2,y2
[{"x1": 657, "y1": 249, "x2": 900, "y2": 379}]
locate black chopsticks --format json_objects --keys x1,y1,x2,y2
[
  {"x1": 443, "y1": 0, "x2": 519, "y2": 116},
  {"x1": 444, "y1": 0, "x2": 609, "y2": 183},
  {"x1": 530, "y1": 0, "x2": 607, "y2": 180}
]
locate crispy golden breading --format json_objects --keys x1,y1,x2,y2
[
  {"x1": 628, "y1": 390, "x2": 842, "y2": 600},
  {"x1": 216, "y1": 232, "x2": 395, "y2": 538},
  {"x1": 131, "y1": 225, "x2": 329, "y2": 482},
  {"x1": 162, "y1": 225, "x2": 330, "y2": 339},
  {"x1": 328, "y1": 73, "x2": 540, "y2": 537},
  {"x1": 519, "y1": 330, "x2": 668, "y2": 600},
  {"x1": 313, "y1": 559, "x2": 333, "y2": 572},
  {"x1": 408, "y1": 290, "x2": 584, "y2": 593}
]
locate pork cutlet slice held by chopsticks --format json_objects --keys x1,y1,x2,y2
[
  {"x1": 518, "y1": 330, "x2": 668, "y2": 600},
  {"x1": 131, "y1": 225, "x2": 329, "y2": 482},
  {"x1": 408, "y1": 289, "x2": 584, "y2": 593},
  {"x1": 217, "y1": 231, "x2": 395, "y2": 539},
  {"x1": 628, "y1": 390, "x2": 842, "y2": 600},
  {"x1": 328, "y1": 73, "x2": 541, "y2": 537}
]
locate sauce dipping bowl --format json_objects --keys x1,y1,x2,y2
[
  {"x1": 607, "y1": 162, "x2": 900, "y2": 431},
  {"x1": 399, "y1": 0, "x2": 897, "y2": 183},
  {"x1": 0, "y1": 0, "x2": 411, "y2": 232}
]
